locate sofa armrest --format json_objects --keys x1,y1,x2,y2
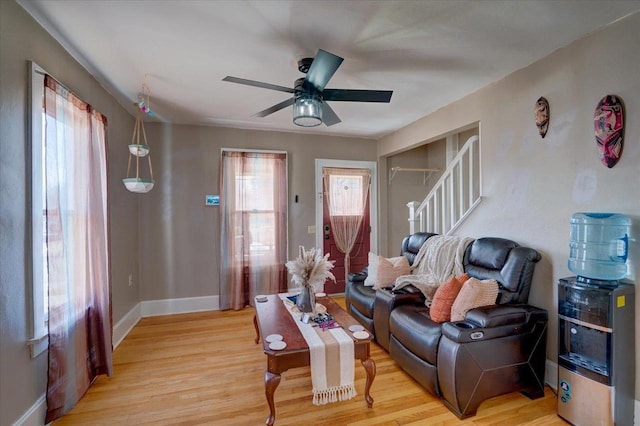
[
  {"x1": 391, "y1": 284, "x2": 424, "y2": 298},
  {"x1": 441, "y1": 305, "x2": 547, "y2": 343},
  {"x1": 437, "y1": 304, "x2": 548, "y2": 418},
  {"x1": 465, "y1": 305, "x2": 528, "y2": 327},
  {"x1": 345, "y1": 270, "x2": 369, "y2": 311},
  {"x1": 348, "y1": 271, "x2": 367, "y2": 283}
]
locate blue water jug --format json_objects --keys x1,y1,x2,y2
[{"x1": 568, "y1": 212, "x2": 630, "y2": 281}]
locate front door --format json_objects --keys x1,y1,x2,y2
[
  {"x1": 322, "y1": 186, "x2": 370, "y2": 293},
  {"x1": 315, "y1": 159, "x2": 377, "y2": 294}
]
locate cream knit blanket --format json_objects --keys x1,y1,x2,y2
[
  {"x1": 280, "y1": 294, "x2": 356, "y2": 405},
  {"x1": 393, "y1": 235, "x2": 474, "y2": 304}
]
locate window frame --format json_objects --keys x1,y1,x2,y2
[
  {"x1": 28, "y1": 61, "x2": 48, "y2": 358},
  {"x1": 221, "y1": 148, "x2": 288, "y2": 262}
]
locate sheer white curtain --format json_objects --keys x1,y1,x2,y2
[
  {"x1": 219, "y1": 151, "x2": 288, "y2": 310},
  {"x1": 323, "y1": 167, "x2": 371, "y2": 282},
  {"x1": 43, "y1": 75, "x2": 112, "y2": 423}
]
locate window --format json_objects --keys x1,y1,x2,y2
[
  {"x1": 219, "y1": 149, "x2": 288, "y2": 310},
  {"x1": 327, "y1": 174, "x2": 367, "y2": 216},
  {"x1": 35, "y1": 66, "x2": 112, "y2": 422},
  {"x1": 235, "y1": 167, "x2": 277, "y2": 259},
  {"x1": 28, "y1": 62, "x2": 111, "y2": 362},
  {"x1": 29, "y1": 61, "x2": 48, "y2": 357}
]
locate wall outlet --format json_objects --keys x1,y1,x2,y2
[
  {"x1": 308, "y1": 225, "x2": 316, "y2": 234},
  {"x1": 128, "y1": 274, "x2": 133, "y2": 287}
]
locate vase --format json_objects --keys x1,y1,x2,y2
[{"x1": 296, "y1": 286, "x2": 316, "y2": 314}]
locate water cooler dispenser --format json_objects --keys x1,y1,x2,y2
[{"x1": 557, "y1": 212, "x2": 635, "y2": 426}]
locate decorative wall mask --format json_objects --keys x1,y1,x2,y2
[
  {"x1": 594, "y1": 95, "x2": 624, "y2": 168},
  {"x1": 534, "y1": 96, "x2": 550, "y2": 138}
]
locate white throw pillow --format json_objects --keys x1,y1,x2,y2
[
  {"x1": 364, "y1": 252, "x2": 410, "y2": 290},
  {"x1": 363, "y1": 252, "x2": 379, "y2": 287}
]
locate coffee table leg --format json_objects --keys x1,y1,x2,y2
[
  {"x1": 265, "y1": 371, "x2": 281, "y2": 425},
  {"x1": 361, "y1": 357, "x2": 376, "y2": 408},
  {"x1": 253, "y1": 314, "x2": 260, "y2": 344}
]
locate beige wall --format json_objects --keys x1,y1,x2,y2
[
  {"x1": 378, "y1": 12, "x2": 640, "y2": 399},
  {"x1": 0, "y1": 2, "x2": 139, "y2": 424},
  {"x1": 139, "y1": 124, "x2": 377, "y2": 301},
  {"x1": 385, "y1": 141, "x2": 444, "y2": 254}
]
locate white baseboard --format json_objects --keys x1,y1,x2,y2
[
  {"x1": 545, "y1": 358, "x2": 558, "y2": 391},
  {"x1": 112, "y1": 303, "x2": 142, "y2": 349},
  {"x1": 140, "y1": 295, "x2": 219, "y2": 317},
  {"x1": 114, "y1": 296, "x2": 220, "y2": 346},
  {"x1": 11, "y1": 394, "x2": 46, "y2": 426}
]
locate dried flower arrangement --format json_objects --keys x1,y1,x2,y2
[{"x1": 285, "y1": 246, "x2": 336, "y2": 290}]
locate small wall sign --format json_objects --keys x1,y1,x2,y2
[{"x1": 205, "y1": 195, "x2": 220, "y2": 206}]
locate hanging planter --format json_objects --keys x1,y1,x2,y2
[
  {"x1": 123, "y1": 79, "x2": 155, "y2": 193},
  {"x1": 123, "y1": 107, "x2": 154, "y2": 193}
]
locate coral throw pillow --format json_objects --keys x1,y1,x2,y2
[
  {"x1": 364, "y1": 252, "x2": 410, "y2": 290},
  {"x1": 450, "y1": 277, "x2": 499, "y2": 322},
  {"x1": 429, "y1": 273, "x2": 469, "y2": 323}
]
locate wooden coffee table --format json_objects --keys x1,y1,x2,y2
[{"x1": 253, "y1": 294, "x2": 376, "y2": 425}]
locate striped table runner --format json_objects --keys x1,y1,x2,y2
[{"x1": 279, "y1": 294, "x2": 356, "y2": 405}]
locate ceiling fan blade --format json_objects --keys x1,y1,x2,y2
[
  {"x1": 322, "y1": 102, "x2": 341, "y2": 127},
  {"x1": 223, "y1": 76, "x2": 294, "y2": 93},
  {"x1": 323, "y1": 89, "x2": 393, "y2": 103},
  {"x1": 252, "y1": 97, "x2": 295, "y2": 118},
  {"x1": 304, "y1": 49, "x2": 344, "y2": 93}
]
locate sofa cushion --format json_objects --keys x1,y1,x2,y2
[
  {"x1": 401, "y1": 232, "x2": 436, "y2": 266},
  {"x1": 466, "y1": 238, "x2": 517, "y2": 270},
  {"x1": 389, "y1": 304, "x2": 442, "y2": 365},
  {"x1": 450, "y1": 278, "x2": 499, "y2": 322},
  {"x1": 429, "y1": 273, "x2": 469, "y2": 323},
  {"x1": 364, "y1": 252, "x2": 410, "y2": 290}
]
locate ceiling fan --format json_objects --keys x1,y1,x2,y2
[{"x1": 222, "y1": 49, "x2": 393, "y2": 127}]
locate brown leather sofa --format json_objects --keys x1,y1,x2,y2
[{"x1": 345, "y1": 232, "x2": 547, "y2": 418}]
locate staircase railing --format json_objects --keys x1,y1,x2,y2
[{"x1": 407, "y1": 135, "x2": 481, "y2": 235}]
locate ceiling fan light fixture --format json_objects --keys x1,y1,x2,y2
[{"x1": 293, "y1": 93, "x2": 322, "y2": 127}]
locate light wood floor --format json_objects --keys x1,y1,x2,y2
[{"x1": 55, "y1": 297, "x2": 568, "y2": 425}]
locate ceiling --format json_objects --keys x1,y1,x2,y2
[{"x1": 19, "y1": 0, "x2": 640, "y2": 139}]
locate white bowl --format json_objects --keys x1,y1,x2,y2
[
  {"x1": 123, "y1": 178, "x2": 154, "y2": 193},
  {"x1": 353, "y1": 331, "x2": 370, "y2": 340},
  {"x1": 128, "y1": 144, "x2": 149, "y2": 157},
  {"x1": 269, "y1": 341, "x2": 287, "y2": 350}
]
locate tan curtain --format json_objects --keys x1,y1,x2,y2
[
  {"x1": 44, "y1": 75, "x2": 113, "y2": 423},
  {"x1": 220, "y1": 151, "x2": 288, "y2": 310},
  {"x1": 323, "y1": 167, "x2": 371, "y2": 282}
]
